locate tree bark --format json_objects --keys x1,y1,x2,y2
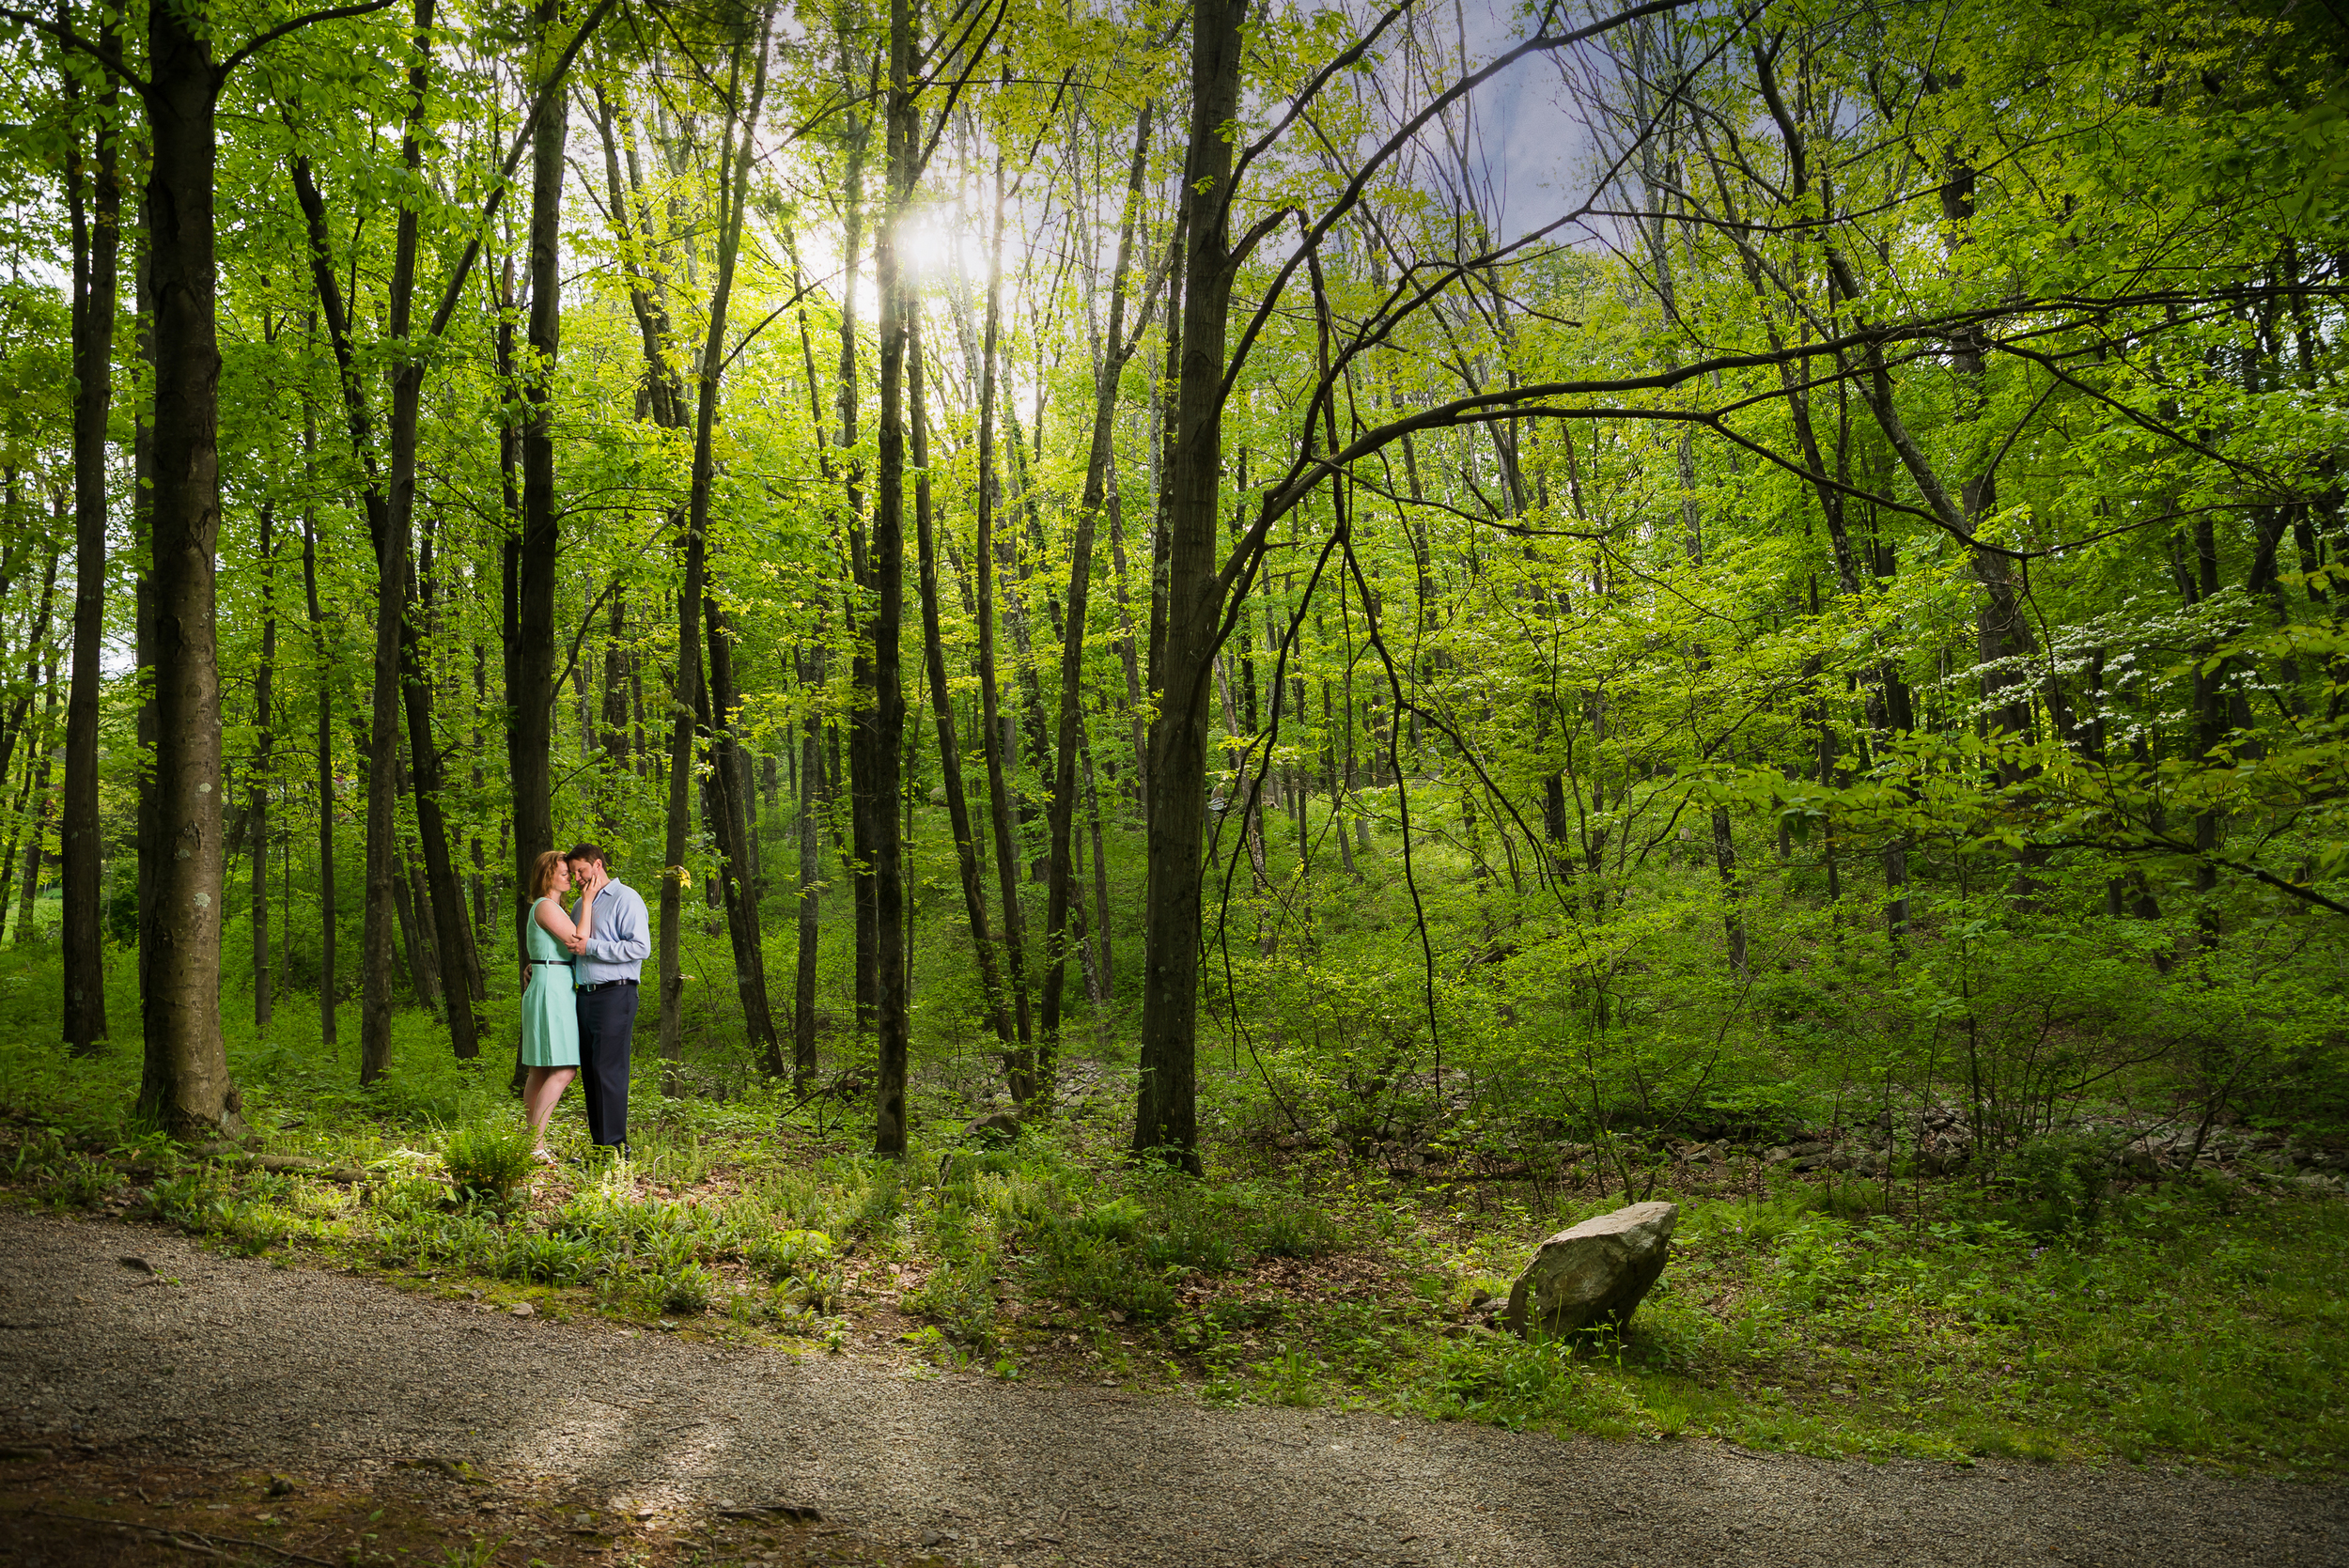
[
  {"x1": 911, "y1": 313, "x2": 1015, "y2": 1053},
  {"x1": 2, "y1": 534, "x2": 61, "y2": 946},
  {"x1": 1135, "y1": 0, "x2": 1247, "y2": 1172},
  {"x1": 401, "y1": 495, "x2": 481, "y2": 1055},
  {"x1": 14, "y1": 654, "x2": 57, "y2": 943},
  {"x1": 871, "y1": 0, "x2": 913, "y2": 1155},
  {"x1": 707, "y1": 596, "x2": 783, "y2": 1074},
  {"x1": 506, "y1": 0, "x2": 567, "y2": 1037},
  {"x1": 301, "y1": 501, "x2": 337, "y2": 1050},
  {"x1": 61, "y1": 37, "x2": 118, "y2": 1052},
  {"x1": 251, "y1": 501, "x2": 276, "y2": 1026},
  {"x1": 661, "y1": 6, "x2": 774, "y2": 1076},
  {"x1": 137, "y1": 0, "x2": 241, "y2": 1137},
  {"x1": 974, "y1": 150, "x2": 1035, "y2": 1099},
  {"x1": 1041, "y1": 102, "x2": 1152, "y2": 1063},
  {"x1": 355, "y1": 0, "x2": 444, "y2": 1079},
  {"x1": 794, "y1": 643, "x2": 823, "y2": 1087}
]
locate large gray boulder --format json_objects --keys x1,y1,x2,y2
[{"x1": 1503, "y1": 1201, "x2": 1678, "y2": 1339}]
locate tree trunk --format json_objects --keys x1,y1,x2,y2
[
  {"x1": 1135, "y1": 0, "x2": 1246, "y2": 1172},
  {"x1": 708, "y1": 602, "x2": 783, "y2": 1074},
  {"x1": 132, "y1": 235, "x2": 160, "y2": 1104},
  {"x1": 599, "y1": 590, "x2": 628, "y2": 831},
  {"x1": 15, "y1": 660, "x2": 57, "y2": 941},
  {"x1": 358, "y1": 0, "x2": 442, "y2": 1079},
  {"x1": 61, "y1": 38, "x2": 118, "y2": 1053},
  {"x1": 1041, "y1": 103, "x2": 1152, "y2": 1066},
  {"x1": 0, "y1": 538, "x2": 61, "y2": 902},
  {"x1": 974, "y1": 151, "x2": 1035, "y2": 1099},
  {"x1": 251, "y1": 501, "x2": 276, "y2": 1027},
  {"x1": 1081, "y1": 733, "x2": 1114, "y2": 997},
  {"x1": 401, "y1": 498, "x2": 481, "y2": 1056},
  {"x1": 302, "y1": 504, "x2": 337, "y2": 1049},
  {"x1": 870, "y1": 0, "x2": 914, "y2": 1155},
  {"x1": 794, "y1": 644, "x2": 822, "y2": 1087},
  {"x1": 507, "y1": 0, "x2": 567, "y2": 1031},
  {"x1": 661, "y1": 5, "x2": 775, "y2": 1077},
  {"x1": 658, "y1": 594, "x2": 699, "y2": 1071},
  {"x1": 824, "y1": 31, "x2": 878, "y2": 1048},
  {"x1": 912, "y1": 316, "x2": 1015, "y2": 1051},
  {"x1": 137, "y1": 0, "x2": 241, "y2": 1137}
]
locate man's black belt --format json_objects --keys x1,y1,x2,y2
[{"x1": 579, "y1": 978, "x2": 638, "y2": 990}]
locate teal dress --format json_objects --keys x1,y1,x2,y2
[{"x1": 519, "y1": 900, "x2": 581, "y2": 1068}]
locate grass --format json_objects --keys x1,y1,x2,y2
[
  {"x1": 441, "y1": 1119, "x2": 536, "y2": 1204},
  {"x1": 2, "y1": 968, "x2": 2343, "y2": 1478}
]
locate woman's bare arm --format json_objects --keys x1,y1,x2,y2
[{"x1": 532, "y1": 896, "x2": 579, "y2": 942}]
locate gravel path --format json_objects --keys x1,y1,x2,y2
[{"x1": 3, "y1": 1211, "x2": 2341, "y2": 1567}]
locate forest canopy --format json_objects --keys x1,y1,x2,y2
[{"x1": 0, "y1": 0, "x2": 2344, "y2": 1174}]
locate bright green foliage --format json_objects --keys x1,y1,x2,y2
[{"x1": 439, "y1": 1119, "x2": 537, "y2": 1204}]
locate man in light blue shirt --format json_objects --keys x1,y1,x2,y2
[{"x1": 564, "y1": 843, "x2": 650, "y2": 1152}]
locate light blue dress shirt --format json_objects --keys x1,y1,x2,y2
[{"x1": 575, "y1": 878, "x2": 652, "y2": 985}]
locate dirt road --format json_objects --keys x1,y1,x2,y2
[{"x1": 2, "y1": 1211, "x2": 2339, "y2": 1566}]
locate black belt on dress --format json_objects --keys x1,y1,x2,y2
[
  {"x1": 579, "y1": 978, "x2": 638, "y2": 991},
  {"x1": 527, "y1": 959, "x2": 571, "y2": 967}
]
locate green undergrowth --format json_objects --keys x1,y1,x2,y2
[{"x1": 2, "y1": 1023, "x2": 2343, "y2": 1478}]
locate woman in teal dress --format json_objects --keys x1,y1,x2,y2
[{"x1": 520, "y1": 849, "x2": 598, "y2": 1157}]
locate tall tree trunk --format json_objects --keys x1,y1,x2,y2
[
  {"x1": 507, "y1": 0, "x2": 567, "y2": 1030},
  {"x1": 657, "y1": 597, "x2": 699, "y2": 1072},
  {"x1": 870, "y1": 0, "x2": 913, "y2": 1155},
  {"x1": 1104, "y1": 457, "x2": 1149, "y2": 815},
  {"x1": 1081, "y1": 733, "x2": 1114, "y2": 997},
  {"x1": 0, "y1": 540, "x2": 61, "y2": 904},
  {"x1": 794, "y1": 644, "x2": 823, "y2": 1087},
  {"x1": 15, "y1": 654, "x2": 57, "y2": 941},
  {"x1": 599, "y1": 590, "x2": 628, "y2": 831},
  {"x1": 401, "y1": 497, "x2": 481, "y2": 1056},
  {"x1": 822, "y1": 30, "x2": 878, "y2": 1048},
  {"x1": 1041, "y1": 102, "x2": 1152, "y2": 1066},
  {"x1": 138, "y1": 0, "x2": 241, "y2": 1137},
  {"x1": 0, "y1": 737, "x2": 30, "y2": 948},
  {"x1": 974, "y1": 151, "x2": 1035, "y2": 1098},
  {"x1": 61, "y1": 36, "x2": 118, "y2": 1052},
  {"x1": 302, "y1": 503, "x2": 337, "y2": 1050},
  {"x1": 911, "y1": 315, "x2": 1015, "y2": 1052},
  {"x1": 661, "y1": 5, "x2": 775, "y2": 1076},
  {"x1": 132, "y1": 233, "x2": 161, "y2": 1104},
  {"x1": 358, "y1": 0, "x2": 443, "y2": 1079},
  {"x1": 251, "y1": 501, "x2": 276, "y2": 1026},
  {"x1": 1135, "y1": 0, "x2": 1246, "y2": 1172},
  {"x1": 708, "y1": 603, "x2": 783, "y2": 1073}
]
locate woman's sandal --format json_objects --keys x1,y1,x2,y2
[{"x1": 532, "y1": 1146, "x2": 558, "y2": 1166}]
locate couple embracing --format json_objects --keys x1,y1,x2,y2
[{"x1": 518, "y1": 844, "x2": 650, "y2": 1159}]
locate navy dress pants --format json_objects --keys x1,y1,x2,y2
[{"x1": 575, "y1": 982, "x2": 639, "y2": 1147}]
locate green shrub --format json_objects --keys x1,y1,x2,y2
[
  {"x1": 659, "y1": 1262, "x2": 717, "y2": 1313},
  {"x1": 147, "y1": 1169, "x2": 233, "y2": 1229},
  {"x1": 499, "y1": 1231, "x2": 600, "y2": 1285},
  {"x1": 845, "y1": 1163, "x2": 904, "y2": 1240},
  {"x1": 41, "y1": 1154, "x2": 124, "y2": 1210},
  {"x1": 744, "y1": 1227, "x2": 832, "y2": 1284},
  {"x1": 442, "y1": 1119, "x2": 536, "y2": 1204},
  {"x1": 1081, "y1": 1196, "x2": 1144, "y2": 1243},
  {"x1": 904, "y1": 1255, "x2": 999, "y2": 1350},
  {"x1": 2001, "y1": 1128, "x2": 2123, "y2": 1236},
  {"x1": 217, "y1": 1200, "x2": 294, "y2": 1256}
]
